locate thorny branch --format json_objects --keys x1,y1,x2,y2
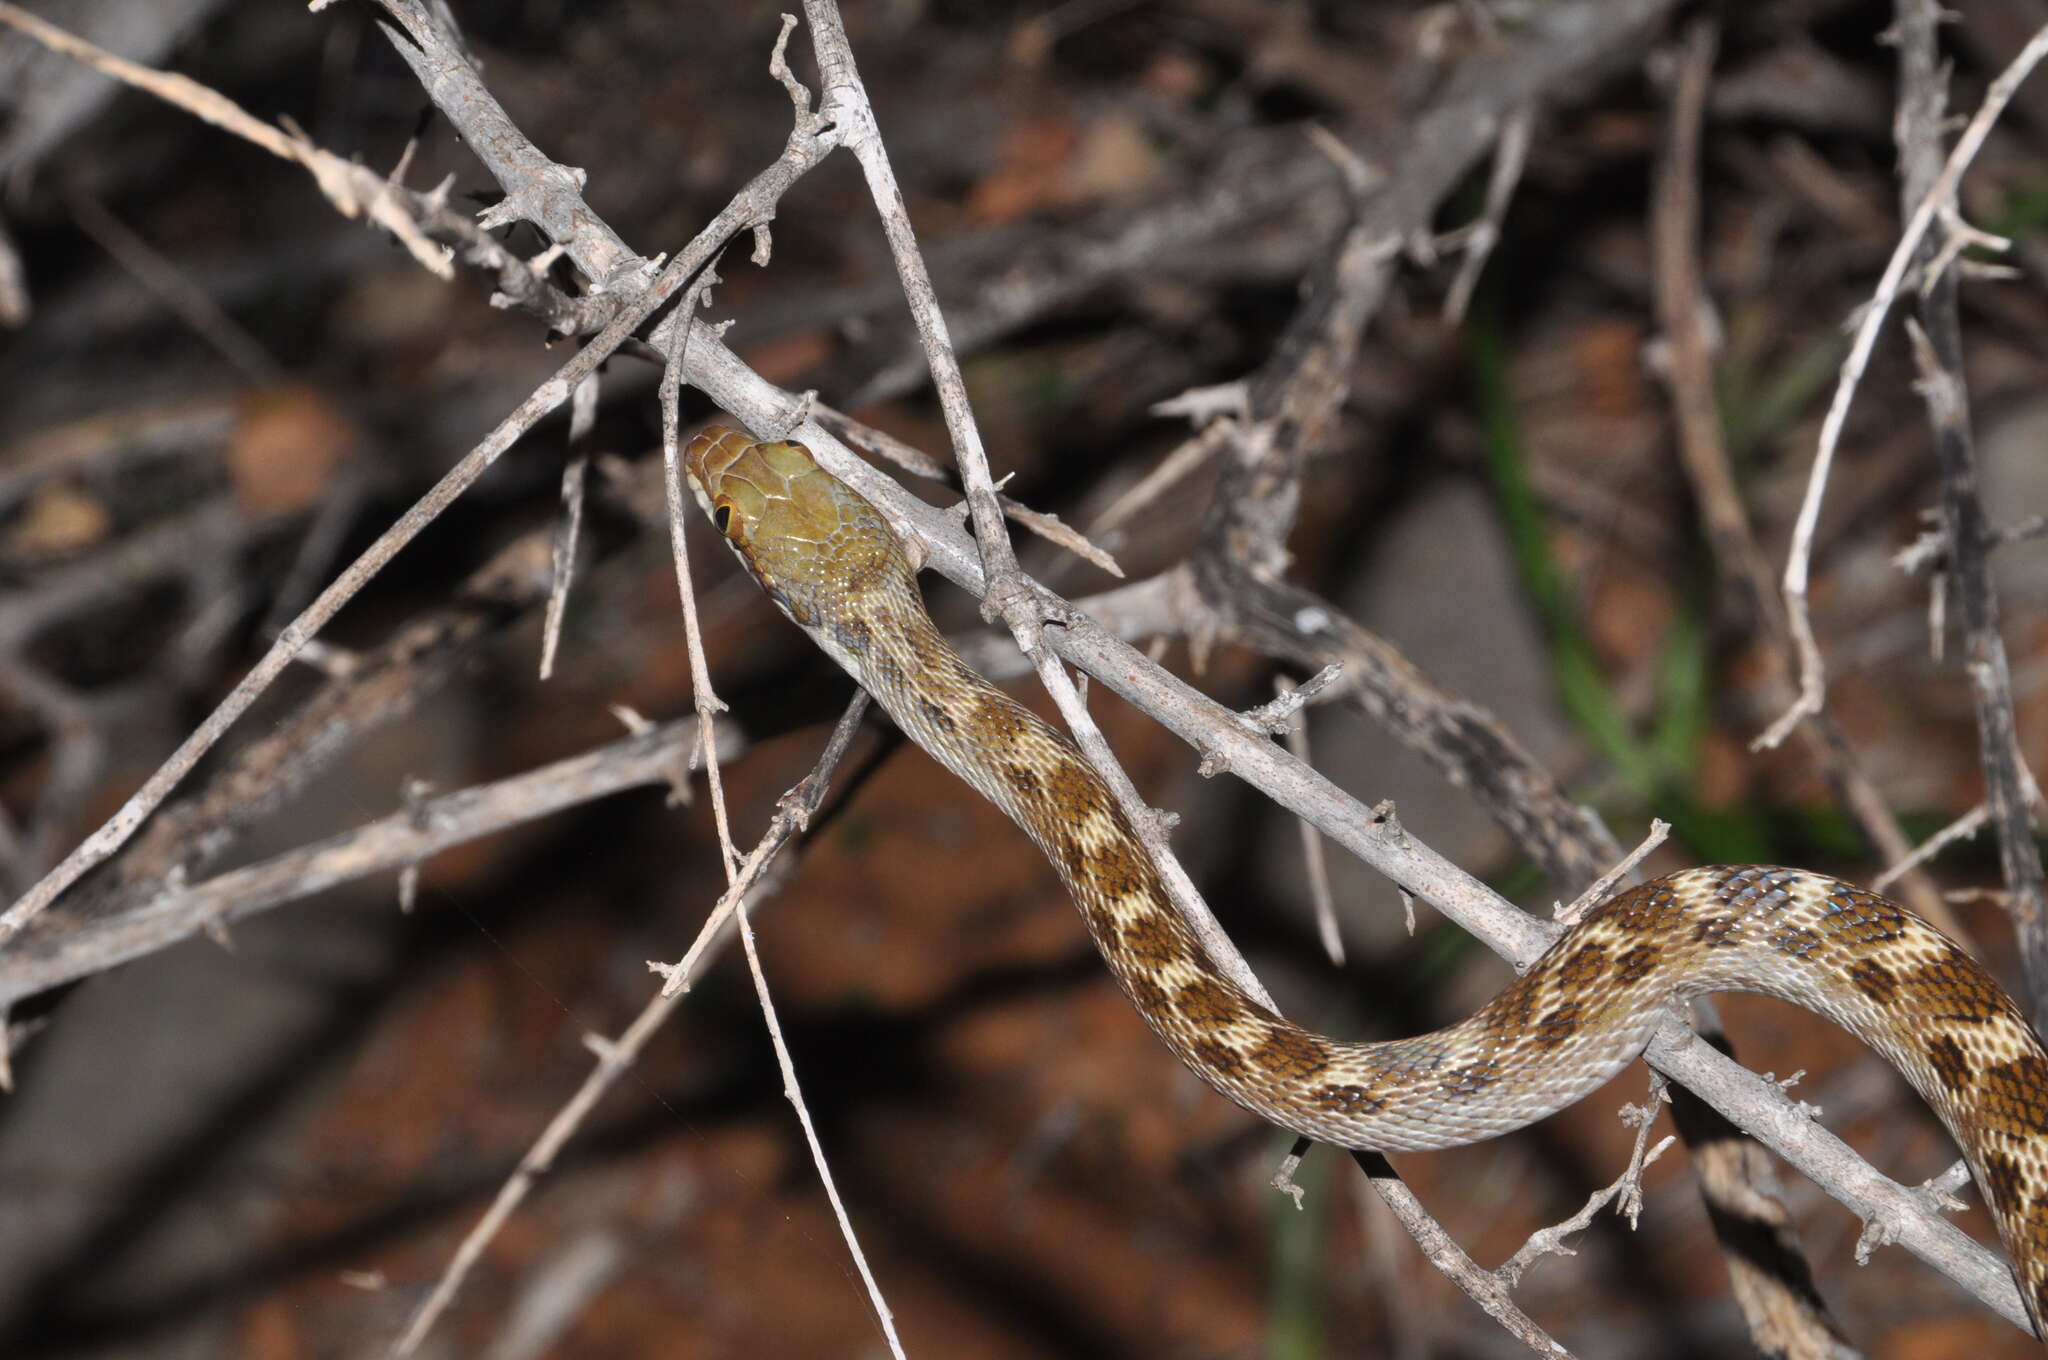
[
  {"x1": 1758, "y1": 18, "x2": 2048, "y2": 753},
  {"x1": 1648, "y1": 8, "x2": 1962, "y2": 945},
  {"x1": 0, "y1": 2, "x2": 846, "y2": 945},
  {"x1": 1650, "y1": 20, "x2": 1909, "y2": 1350},
  {"x1": 1892, "y1": 0, "x2": 2048, "y2": 1012},
  {"x1": 2, "y1": 0, "x2": 2044, "y2": 1347},
  {"x1": 386, "y1": 693, "x2": 874, "y2": 1357}
]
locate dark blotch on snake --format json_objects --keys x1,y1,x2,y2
[{"x1": 1924, "y1": 1033, "x2": 1976, "y2": 1097}]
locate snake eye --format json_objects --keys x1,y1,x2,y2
[{"x1": 712, "y1": 501, "x2": 735, "y2": 536}]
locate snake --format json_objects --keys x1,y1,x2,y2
[{"x1": 684, "y1": 423, "x2": 2048, "y2": 1335}]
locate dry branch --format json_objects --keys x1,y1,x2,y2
[
  {"x1": 388, "y1": 694, "x2": 872, "y2": 1356},
  {"x1": 1892, "y1": 0, "x2": 2048, "y2": 1010},
  {"x1": 0, "y1": 2, "x2": 846, "y2": 945},
  {"x1": 3, "y1": 0, "x2": 2040, "y2": 1344},
  {"x1": 1759, "y1": 18, "x2": 2048, "y2": 753},
  {"x1": 0, "y1": 715, "x2": 737, "y2": 1009}
]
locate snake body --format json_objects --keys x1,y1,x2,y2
[{"x1": 685, "y1": 424, "x2": 2048, "y2": 1333}]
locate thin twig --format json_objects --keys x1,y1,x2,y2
[
  {"x1": 1350, "y1": 1151, "x2": 1580, "y2": 1357},
  {"x1": 660, "y1": 257, "x2": 741, "y2": 886},
  {"x1": 538, "y1": 376, "x2": 598, "y2": 682},
  {"x1": 1496, "y1": 1134, "x2": 1677, "y2": 1288},
  {"x1": 1086, "y1": 417, "x2": 1236, "y2": 540},
  {"x1": 736, "y1": 896, "x2": 907, "y2": 1358},
  {"x1": 1757, "y1": 17, "x2": 2048, "y2": 751},
  {"x1": 1442, "y1": 103, "x2": 1533, "y2": 325},
  {"x1": 0, "y1": 3, "x2": 453, "y2": 278},
  {"x1": 1875, "y1": 802, "x2": 1990, "y2": 892},
  {"x1": 1647, "y1": 3, "x2": 1962, "y2": 940},
  {"x1": 67, "y1": 190, "x2": 283, "y2": 385},
  {"x1": 387, "y1": 693, "x2": 871, "y2": 1357},
  {"x1": 1893, "y1": 0, "x2": 2048, "y2": 1007},
  {"x1": 0, "y1": 716, "x2": 739, "y2": 1007},
  {"x1": 1555, "y1": 820, "x2": 1670, "y2": 928},
  {"x1": 371, "y1": 0, "x2": 637, "y2": 290},
  {"x1": 1279, "y1": 675, "x2": 1344, "y2": 966},
  {"x1": 810, "y1": 402, "x2": 1123, "y2": 576}
]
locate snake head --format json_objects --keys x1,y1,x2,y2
[{"x1": 683, "y1": 423, "x2": 912, "y2": 634}]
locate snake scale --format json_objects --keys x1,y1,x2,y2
[{"x1": 685, "y1": 423, "x2": 2048, "y2": 1335}]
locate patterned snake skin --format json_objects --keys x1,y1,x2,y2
[{"x1": 684, "y1": 424, "x2": 2048, "y2": 1333}]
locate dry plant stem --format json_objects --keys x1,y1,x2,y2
[
  {"x1": 0, "y1": 3, "x2": 452, "y2": 278},
  {"x1": 846, "y1": 0, "x2": 1684, "y2": 409},
  {"x1": 538, "y1": 453, "x2": 588, "y2": 682},
  {"x1": 1496, "y1": 1135, "x2": 1677, "y2": 1288},
  {"x1": 1087, "y1": 417, "x2": 1236, "y2": 540},
  {"x1": 946, "y1": 572, "x2": 1182, "y2": 684},
  {"x1": 1667, "y1": 1073, "x2": 1861, "y2": 1360},
  {"x1": 538, "y1": 375, "x2": 599, "y2": 682},
  {"x1": 55, "y1": 518, "x2": 563, "y2": 955},
  {"x1": 0, "y1": 715, "x2": 739, "y2": 1007},
  {"x1": 68, "y1": 190, "x2": 283, "y2": 385},
  {"x1": 1353, "y1": 1174, "x2": 1431, "y2": 1360},
  {"x1": 1647, "y1": 23, "x2": 1941, "y2": 1338},
  {"x1": 1555, "y1": 819, "x2": 1669, "y2": 928},
  {"x1": 1442, "y1": 102, "x2": 1533, "y2": 326},
  {"x1": 1351, "y1": 1150, "x2": 1578, "y2": 1358},
  {"x1": 1894, "y1": 0, "x2": 2048, "y2": 1006},
  {"x1": 0, "y1": 399, "x2": 237, "y2": 510},
  {"x1": 810, "y1": 403, "x2": 1122, "y2": 576},
  {"x1": 1758, "y1": 17, "x2": 2048, "y2": 752},
  {"x1": 1876, "y1": 802, "x2": 1992, "y2": 892},
  {"x1": 736, "y1": 899, "x2": 906, "y2": 1358},
  {"x1": 1646, "y1": 33, "x2": 1883, "y2": 1337},
  {"x1": 662, "y1": 266, "x2": 741, "y2": 884},
  {"x1": 260, "y1": 466, "x2": 376, "y2": 643},
  {"x1": 373, "y1": 0, "x2": 638, "y2": 291},
  {"x1": 363, "y1": 0, "x2": 742, "y2": 336},
  {"x1": 796, "y1": 2, "x2": 1256, "y2": 993},
  {"x1": 1649, "y1": 1021, "x2": 2029, "y2": 1331},
  {"x1": 1647, "y1": 9, "x2": 1958, "y2": 941},
  {"x1": 387, "y1": 694, "x2": 871, "y2": 1358},
  {"x1": 1199, "y1": 374, "x2": 1618, "y2": 898},
  {"x1": 0, "y1": 496, "x2": 258, "y2": 877},
  {"x1": 1280, "y1": 676, "x2": 1344, "y2": 965},
  {"x1": 0, "y1": 11, "x2": 842, "y2": 945},
  {"x1": 0, "y1": 282, "x2": 631, "y2": 942},
  {"x1": 798, "y1": 0, "x2": 1034, "y2": 641},
  {"x1": 481, "y1": 1231, "x2": 625, "y2": 1360},
  {"x1": 1182, "y1": 0, "x2": 1665, "y2": 895}
]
